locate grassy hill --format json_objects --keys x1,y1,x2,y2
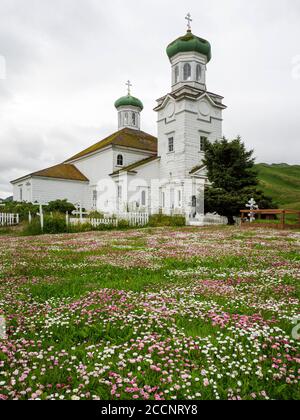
[{"x1": 256, "y1": 164, "x2": 300, "y2": 210}]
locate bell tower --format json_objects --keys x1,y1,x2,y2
[
  {"x1": 115, "y1": 81, "x2": 144, "y2": 131},
  {"x1": 155, "y1": 14, "x2": 227, "y2": 180}
]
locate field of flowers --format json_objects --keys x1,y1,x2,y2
[{"x1": 0, "y1": 226, "x2": 299, "y2": 400}]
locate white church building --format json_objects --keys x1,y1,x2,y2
[{"x1": 12, "y1": 16, "x2": 226, "y2": 222}]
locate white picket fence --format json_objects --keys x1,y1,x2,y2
[
  {"x1": 69, "y1": 212, "x2": 149, "y2": 228},
  {"x1": 0, "y1": 213, "x2": 19, "y2": 226}
]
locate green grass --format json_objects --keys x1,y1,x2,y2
[{"x1": 256, "y1": 163, "x2": 300, "y2": 209}]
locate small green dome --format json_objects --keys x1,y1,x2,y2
[
  {"x1": 114, "y1": 95, "x2": 144, "y2": 111},
  {"x1": 166, "y1": 30, "x2": 212, "y2": 62}
]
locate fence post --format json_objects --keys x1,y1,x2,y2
[{"x1": 66, "y1": 211, "x2": 69, "y2": 227}]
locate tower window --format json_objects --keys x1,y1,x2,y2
[
  {"x1": 168, "y1": 137, "x2": 174, "y2": 153},
  {"x1": 132, "y1": 112, "x2": 136, "y2": 126},
  {"x1": 196, "y1": 64, "x2": 202, "y2": 81},
  {"x1": 117, "y1": 154, "x2": 124, "y2": 166},
  {"x1": 200, "y1": 136, "x2": 207, "y2": 152},
  {"x1": 175, "y1": 66, "x2": 179, "y2": 83},
  {"x1": 124, "y1": 112, "x2": 128, "y2": 125},
  {"x1": 183, "y1": 63, "x2": 191, "y2": 81}
]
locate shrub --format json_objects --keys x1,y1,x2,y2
[
  {"x1": 47, "y1": 200, "x2": 75, "y2": 214},
  {"x1": 1, "y1": 202, "x2": 40, "y2": 221},
  {"x1": 43, "y1": 213, "x2": 68, "y2": 234},
  {"x1": 149, "y1": 214, "x2": 186, "y2": 227},
  {"x1": 88, "y1": 211, "x2": 105, "y2": 219},
  {"x1": 118, "y1": 219, "x2": 130, "y2": 230}
]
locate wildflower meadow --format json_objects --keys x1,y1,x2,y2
[{"x1": 0, "y1": 227, "x2": 299, "y2": 400}]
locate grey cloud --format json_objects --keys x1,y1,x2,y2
[{"x1": 0, "y1": 0, "x2": 299, "y2": 197}]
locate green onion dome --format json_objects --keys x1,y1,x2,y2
[
  {"x1": 166, "y1": 30, "x2": 212, "y2": 62},
  {"x1": 114, "y1": 95, "x2": 144, "y2": 111}
]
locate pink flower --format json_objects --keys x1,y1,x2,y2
[{"x1": 203, "y1": 378, "x2": 210, "y2": 387}]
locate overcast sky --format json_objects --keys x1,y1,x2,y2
[{"x1": 0, "y1": 0, "x2": 300, "y2": 197}]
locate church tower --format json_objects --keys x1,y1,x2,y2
[
  {"x1": 115, "y1": 81, "x2": 144, "y2": 131},
  {"x1": 154, "y1": 14, "x2": 227, "y2": 181}
]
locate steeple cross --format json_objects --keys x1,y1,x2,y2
[
  {"x1": 185, "y1": 13, "x2": 193, "y2": 31},
  {"x1": 126, "y1": 80, "x2": 132, "y2": 96}
]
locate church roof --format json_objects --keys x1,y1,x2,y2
[
  {"x1": 115, "y1": 95, "x2": 144, "y2": 110},
  {"x1": 12, "y1": 163, "x2": 89, "y2": 183},
  {"x1": 154, "y1": 86, "x2": 226, "y2": 111},
  {"x1": 65, "y1": 128, "x2": 157, "y2": 163},
  {"x1": 167, "y1": 30, "x2": 212, "y2": 62},
  {"x1": 110, "y1": 156, "x2": 159, "y2": 176}
]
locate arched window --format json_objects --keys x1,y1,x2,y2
[
  {"x1": 196, "y1": 64, "x2": 202, "y2": 81},
  {"x1": 132, "y1": 112, "x2": 136, "y2": 126},
  {"x1": 183, "y1": 63, "x2": 191, "y2": 81},
  {"x1": 117, "y1": 154, "x2": 123, "y2": 166},
  {"x1": 175, "y1": 66, "x2": 179, "y2": 83},
  {"x1": 141, "y1": 190, "x2": 146, "y2": 206},
  {"x1": 124, "y1": 112, "x2": 128, "y2": 125}
]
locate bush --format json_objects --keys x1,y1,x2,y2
[
  {"x1": 88, "y1": 211, "x2": 105, "y2": 219},
  {"x1": 149, "y1": 214, "x2": 186, "y2": 227},
  {"x1": 1, "y1": 202, "x2": 40, "y2": 221},
  {"x1": 47, "y1": 200, "x2": 75, "y2": 214},
  {"x1": 118, "y1": 219, "x2": 130, "y2": 230},
  {"x1": 43, "y1": 213, "x2": 68, "y2": 234}
]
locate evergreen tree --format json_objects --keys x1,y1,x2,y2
[{"x1": 203, "y1": 137, "x2": 276, "y2": 224}]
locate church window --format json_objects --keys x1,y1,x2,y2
[
  {"x1": 19, "y1": 187, "x2": 23, "y2": 202},
  {"x1": 200, "y1": 136, "x2": 207, "y2": 152},
  {"x1": 92, "y1": 190, "x2": 98, "y2": 209},
  {"x1": 132, "y1": 112, "x2": 136, "y2": 126},
  {"x1": 141, "y1": 190, "x2": 146, "y2": 206},
  {"x1": 175, "y1": 66, "x2": 179, "y2": 83},
  {"x1": 124, "y1": 112, "x2": 128, "y2": 125},
  {"x1": 183, "y1": 63, "x2": 191, "y2": 81},
  {"x1": 118, "y1": 185, "x2": 122, "y2": 199},
  {"x1": 178, "y1": 190, "x2": 182, "y2": 207},
  {"x1": 196, "y1": 64, "x2": 202, "y2": 81},
  {"x1": 168, "y1": 137, "x2": 174, "y2": 153},
  {"x1": 161, "y1": 192, "x2": 165, "y2": 208},
  {"x1": 117, "y1": 154, "x2": 124, "y2": 166}
]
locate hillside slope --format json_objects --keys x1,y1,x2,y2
[{"x1": 256, "y1": 164, "x2": 300, "y2": 210}]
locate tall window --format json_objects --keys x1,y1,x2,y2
[
  {"x1": 141, "y1": 190, "x2": 146, "y2": 207},
  {"x1": 183, "y1": 63, "x2": 191, "y2": 81},
  {"x1": 196, "y1": 64, "x2": 202, "y2": 81},
  {"x1": 200, "y1": 136, "x2": 207, "y2": 152},
  {"x1": 118, "y1": 185, "x2": 122, "y2": 199},
  {"x1": 168, "y1": 137, "x2": 174, "y2": 153},
  {"x1": 117, "y1": 154, "x2": 124, "y2": 166},
  {"x1": 124, "y1": 112, "x2": 128, "y2": 125},
  {"x1": 177, "y1": 190, "x2": 182, "y2": 207},
  {"x1": 92, "y1": 190, "x2": 98, "y2": 209},
  {"x1": 19, "y1": 187, "x2": 23, "y2": 202},
  {"x1": 161, "y1": 192, "x2": 165, "y2": 208},
  {"x1": 175, "y1": 66, "x2": 179, "y2": 83},
  {"x1": 132, "y1": 112, "x2": 136, "y2": 126}
]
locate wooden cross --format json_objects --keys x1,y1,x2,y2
[
  {"x1": 126, "y1": 80, "x2": 132, "y2": 96},
  {"x1": 185, "y1": 13, "x2": 193, "y2": 31}
]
